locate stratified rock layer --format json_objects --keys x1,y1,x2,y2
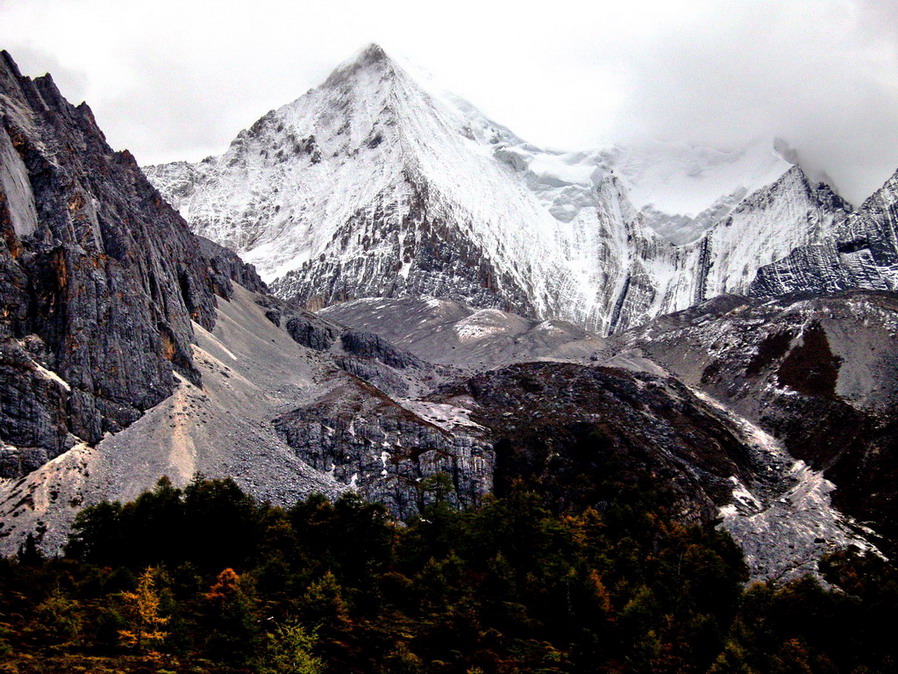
[{"x1": 751, "y1": 170, "x2": 898, "y2": 296}]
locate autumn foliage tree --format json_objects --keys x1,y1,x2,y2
[
  {"x1": 201, "y1": 567, "x2": 259, "y2": 665},
  {"x1": 118, "y1": 566, "x2": 168, "y2": 652}
]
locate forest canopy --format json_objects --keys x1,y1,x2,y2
[{"x1": 1, "y1": 465, "x2": 896, "y2": 673}]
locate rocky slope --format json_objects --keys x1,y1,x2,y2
[
  {"x1": 0, "y1": 260, "x2": 881, "y2": 580},
  {"x1": 603, "y1": 291, "x2": 898, "y2": 559},
  {"x1": 0, "y1": 50, "x2": 265, "y2": 479},
  {"x1": 145, "y1": 44, "x2": 850, "y2": 335},
  {"x1": 320, "y1": 291, "x2": 887, "y2": 581},
  {"x1": 0, "y1": 284, "x2": 770, "y2": 562},
  {"x1": 318, "y1": 296, "x2": 603, "y2": 368}
]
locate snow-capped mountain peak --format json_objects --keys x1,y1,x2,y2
[{"x1": 144, "y1": 46, "x2": 849, "y2": 334}]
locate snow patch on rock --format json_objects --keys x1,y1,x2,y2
[
  {"x1": 400, "y1": 400, "x2": 485, "y2": 432},
  {"x1": 454, "y1": 309, "x2": 515, "y2": 342}
]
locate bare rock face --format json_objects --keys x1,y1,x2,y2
[
  {"x1": 274, "y1": 378, "x2": 495, "y2": 520},
  {"x1": 0, "y1": 51, "x2": 253, "y2": 477},
  {"x1": 319, "y1": 296, "x2": 603, "y2": 369},
  {"x1": 196, "y1": 235, "x2": 267, "y2": 296}
]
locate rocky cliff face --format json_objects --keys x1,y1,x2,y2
[
  {"x1": 197, "y1": 235, "x2": 268, "y2": 296},
  {"x1": 0, "y1": 51, "x2": 260, "y2": 477},
  {"x1": 145, "y1": 45, "x2": 850, "y2": 336},
  {"x1": 274, "y1": 378, "x2": 495, "y2": 520},
  {"x1": 751, "y1": 170, "x2": 898, "y2": 297}
]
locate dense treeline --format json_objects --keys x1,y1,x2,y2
[{"x1": 1, "y1": 462, "x2": 897, "y2": 672}]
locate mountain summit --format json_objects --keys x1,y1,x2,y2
[{"x1": 146, "y1": 46, "x2": 852, "y2": 334}]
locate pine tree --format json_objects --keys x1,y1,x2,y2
[
  {"x1": 34, "y1": 587, "x2": 82, "y2": 645},
  {"x1": 257, "y1": 618, "x2": 324, "y2": 674}
]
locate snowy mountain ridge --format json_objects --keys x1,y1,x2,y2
[{"x1": 145, "y1": 44, "x2": 851, "y2": 334}]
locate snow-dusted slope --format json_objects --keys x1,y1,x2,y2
[
  {"x1": 145, "y1": 44, "x2": 849, "y2": 334},
  {"x1": 751, "y1": 168, "x2": 898, "y2": 297}
]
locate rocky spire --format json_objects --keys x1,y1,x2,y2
[{"x1": 0, "y1": 49, "x2": 253, "y2": 476}]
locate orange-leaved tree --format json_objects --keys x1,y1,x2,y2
[{"x1": 118, "y1": 566, "x2": 169, "y2": 652}]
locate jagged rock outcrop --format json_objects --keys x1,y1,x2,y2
[
  {"x1": 751, "y1": 169, "x2": 898, "y2": 296},
  {"x1": 256, "y1": 294, "x2": 445, "y2": 397},
  {"x1": 695, "y1": 168, "x2": 853, "y2": 301},
  {"x1": 146, "y1": 44, "x2": 850, "y2": 336},
  {"x1": 0, "y1": 286, "x2": 347, "y2": 553},
  {"x1": 274, "y1": 378, "x2": 494, "y2": 520},
  {"x1": 339, "y1": 329, "x2": 428, "y2": 370},
  {"x1": 197, "y1": 235, "x2": 267, "y2": 296},
  {"x1": 0, "y1": 51, "x2": 238, "y2": 477}
]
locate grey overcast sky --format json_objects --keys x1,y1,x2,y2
[{"x1": 2, "y1": 0, "x2": 897, "y2": 203}]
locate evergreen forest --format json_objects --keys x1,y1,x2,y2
[{"x1": 1, "y1": 448, "x2": 896, "y2": 673}]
